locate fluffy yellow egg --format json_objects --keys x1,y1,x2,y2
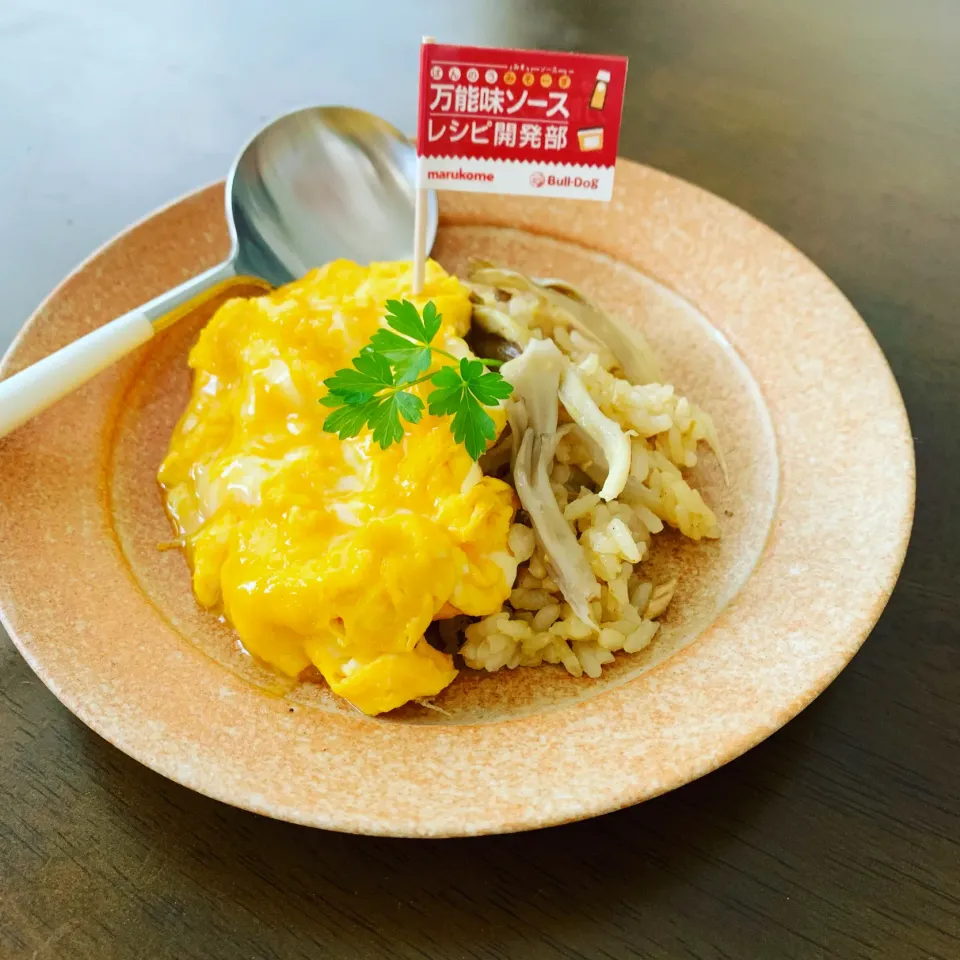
[{"x1": 158, "y1": 260, "x2": 518, "y2": 715}]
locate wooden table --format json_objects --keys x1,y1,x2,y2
[{"x1": 1, "y1": 2, "x2": 957, "y2": 957}]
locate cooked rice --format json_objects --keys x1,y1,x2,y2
[{"x1": 461, "y1": 333, "x2": 719, "y2": 680}]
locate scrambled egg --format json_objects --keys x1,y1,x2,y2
[{"x1": 158, "y1": 260, "x2": 518, "y2": 715}]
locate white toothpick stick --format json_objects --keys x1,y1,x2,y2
[
  {"x1": 412, "y1": 175, "x2": 427, "y2": 295},
  {"x1": 412, "y1": 35, "x2": 435, "y2": 295}
]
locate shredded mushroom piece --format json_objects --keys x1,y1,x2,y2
[
  {"x1": 500, "y1": 338, "x2": 566, "y2": 465},
  {"x1": 502, "y1": 341, "x2": 601, "y2": 627},
  {"x1": 565, "y1": 425, "x2": 650, "y2": 501},
  {"x1": 470, "y1": 304, "x2": 531, "y2": 351},
  {"x1": 500, "y1": 340, "x2": 564, "y2": 429},
  {"x1": 466, "y1": 260, "x2": 662, "y2": 385},
  {"x1": 535, "y1": 276, "x2": 662, "y2": 384},
  {"x1": 513, "y1": 430, "x2": 599, "y2": 628},
  {"x1": 558, "y1": 368, "x2": 631, "y2": 501}
]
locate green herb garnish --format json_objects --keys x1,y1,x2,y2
[{"x1": 320, "y1": 299, "x2": 512, "y2": 460}]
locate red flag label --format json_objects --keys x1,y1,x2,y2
[{"x1": 417, "y1": 43, "x2": 628, "y2": 201}]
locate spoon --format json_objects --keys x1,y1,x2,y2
[{"x1": 0, "y1": 105, "x2": 438, "y2": 438}]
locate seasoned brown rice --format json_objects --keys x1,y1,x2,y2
[{"x1": 462, "y1": 339, "x2": 720, "y2": 679}]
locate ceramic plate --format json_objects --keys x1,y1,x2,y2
[{"x1": 0, "y1": 162, "x2": 914, "y2": 836}]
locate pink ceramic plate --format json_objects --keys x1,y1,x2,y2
[{"x1": 0, "y1": 162, "x2": 914, "y2": 836}]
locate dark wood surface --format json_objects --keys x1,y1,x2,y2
[{"x1": 1, "y1": 1, "x2": 957, "y2": 957}]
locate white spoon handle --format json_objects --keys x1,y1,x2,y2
[
  {"x1": 0, "y1": 308, "x2": 154, "y2": 438},
  {"x1": 0, "y1": 259, "x2": 244, "y2": 440}
]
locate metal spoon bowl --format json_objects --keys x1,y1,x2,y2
[{"x1": 0, "y1": 106, "x2": 437, "y2": 435}]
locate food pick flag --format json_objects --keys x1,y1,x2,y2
[{"x1": 416, "y1": 42, "x2": 628, "y2": 201}]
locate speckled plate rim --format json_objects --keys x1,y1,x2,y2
[{"x1": 0, "y1": 161, "x2": 914, "y2": 836}]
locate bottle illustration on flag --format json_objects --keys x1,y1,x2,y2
[
  {"x1": 590, "y1": 70, "x2": 610, "y2": 109},
  {"x1": 577, "y1": 69, "x2": 611, "y2": 153},
  {"x1": 416, "y1": 42, "x2": 628, "y2": 201}
]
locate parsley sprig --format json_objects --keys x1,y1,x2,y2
[{"x1": 320, "y1": 299, "x2": 512, "y2": 460}]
